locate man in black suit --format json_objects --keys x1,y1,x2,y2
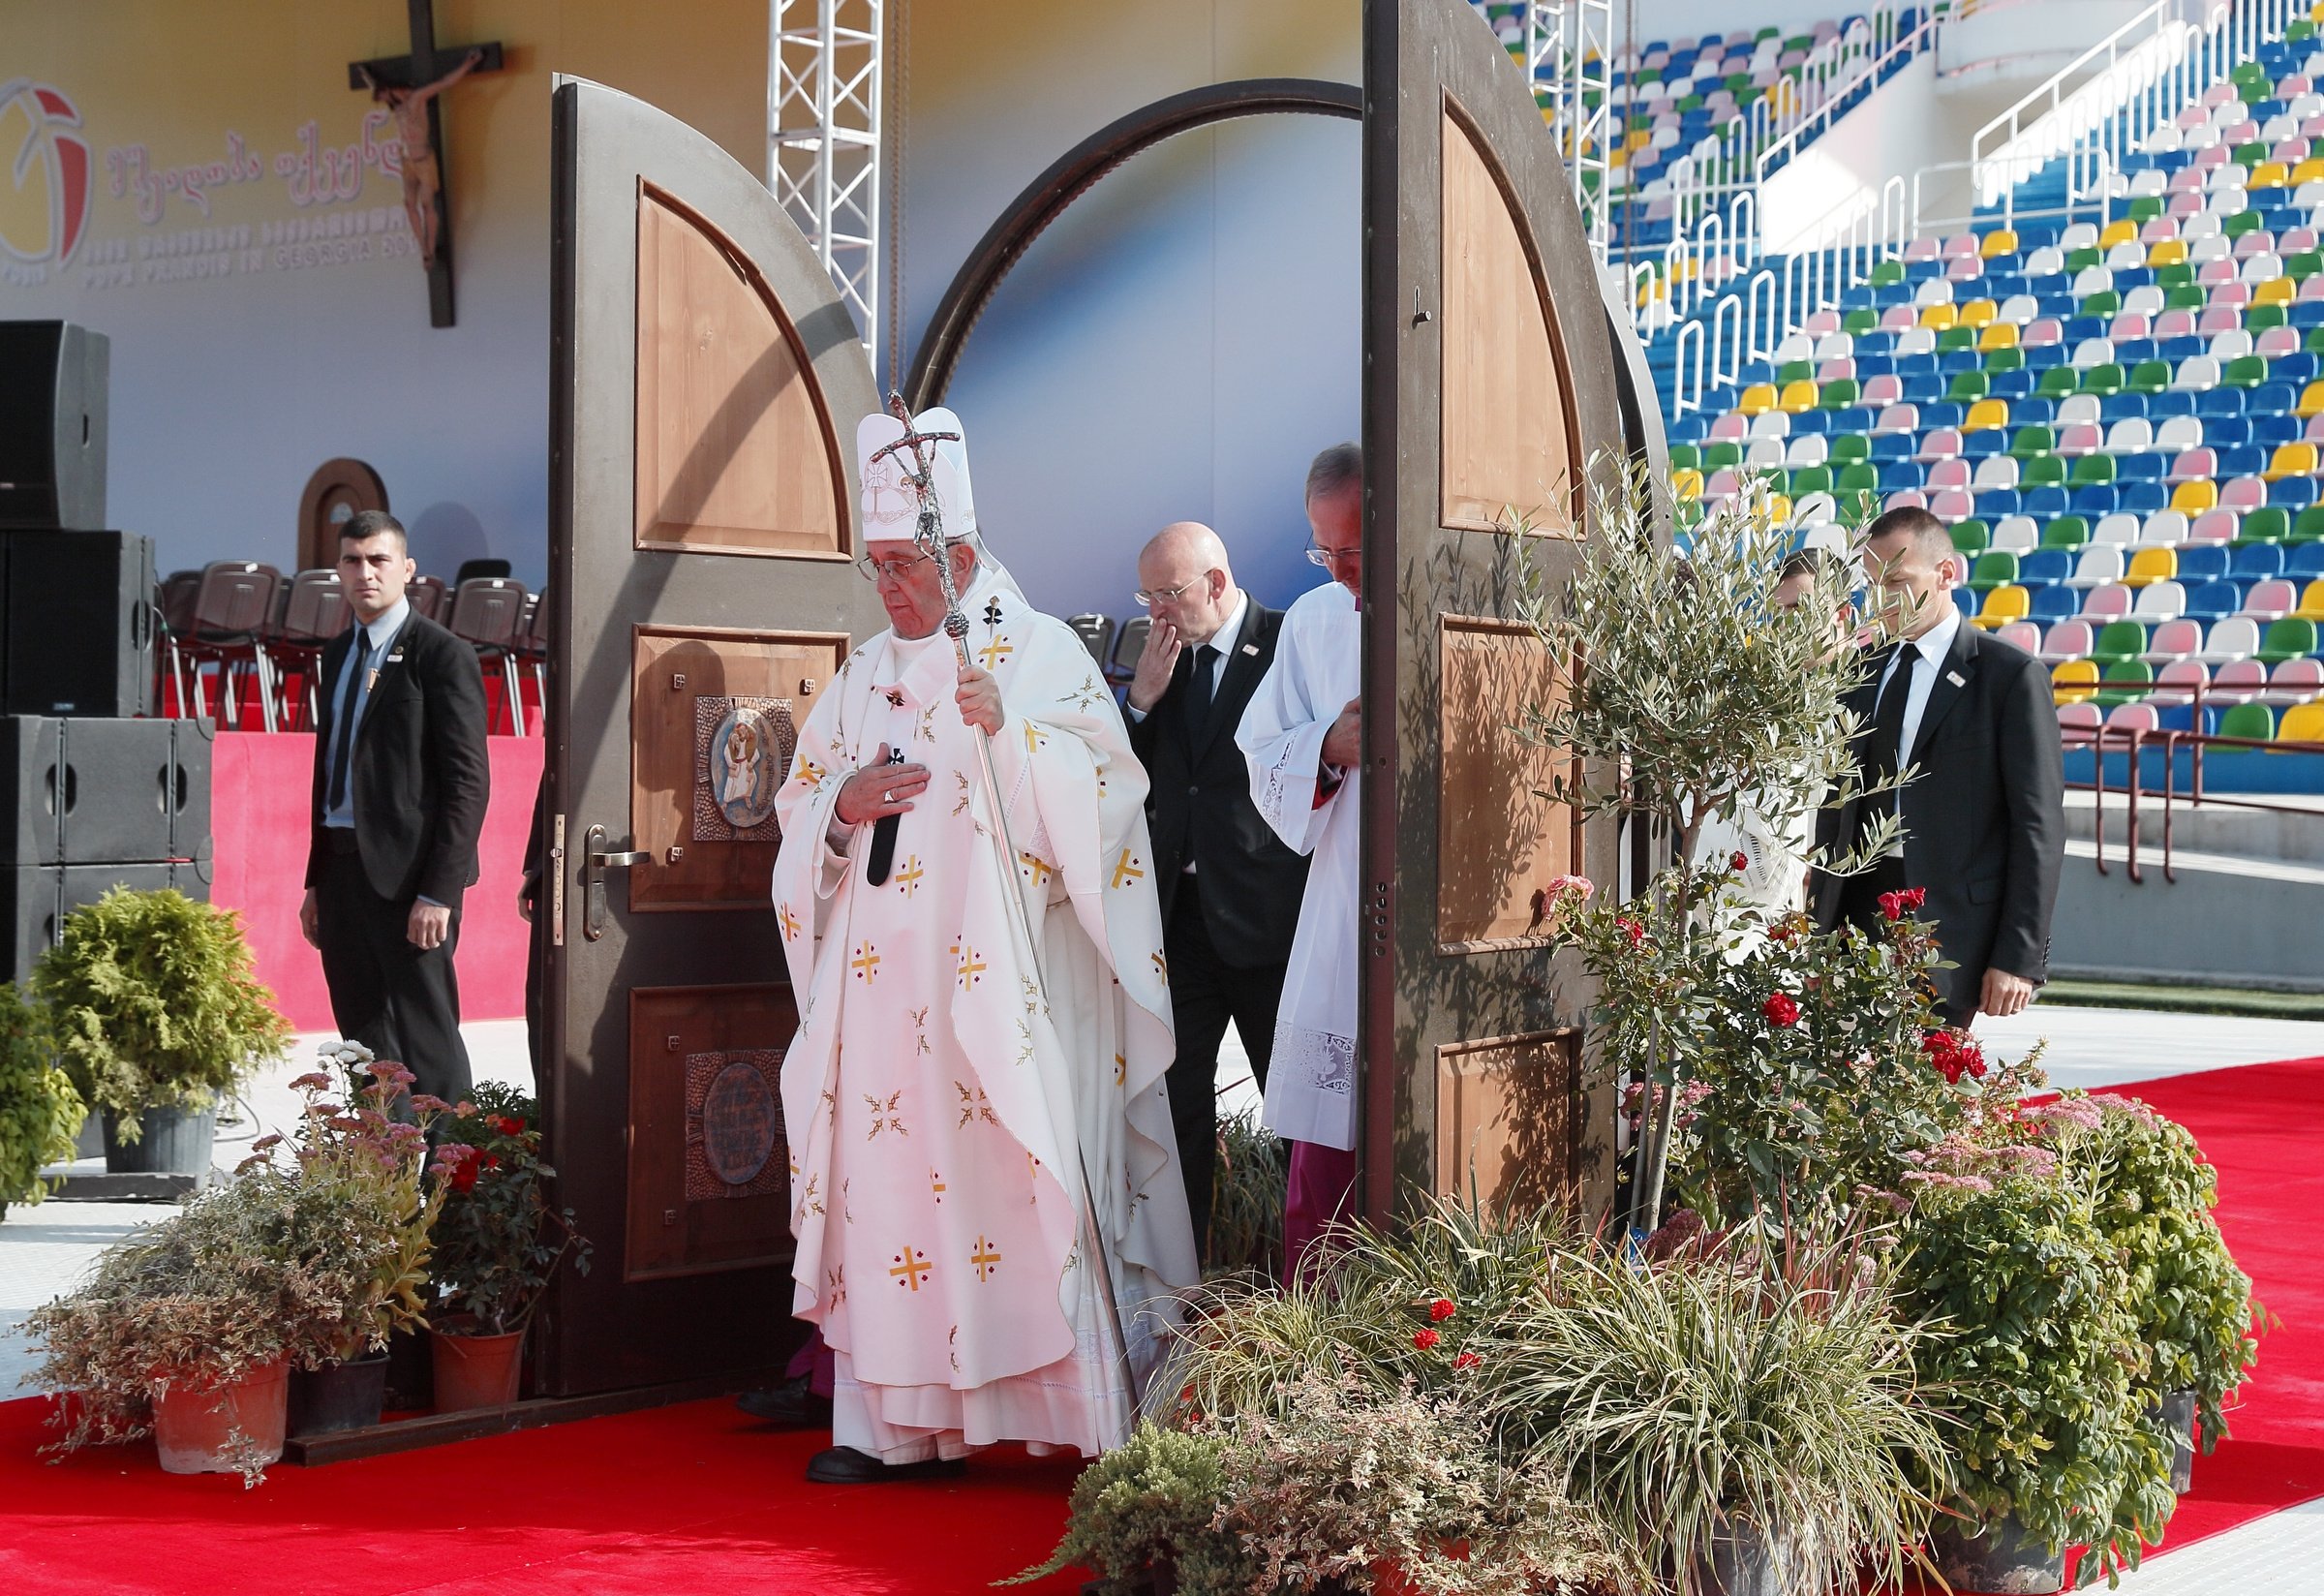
[
  {"x1": 1123, "y1": 522, "x2": 1309, "y2": 1262},
  {"x1": 299, "y1": 510, "x2": 491, "y2": 1103},
  {"x1": 1811, "y1": 506, "x2": 2064, "y2": 1027}
]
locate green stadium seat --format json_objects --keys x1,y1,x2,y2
[
  {"x1": 2128, "y1": 359, "x2": 2173, "y2": 394},
  {"x1": 1667, "y1": 444, "x2": 1701, "y2": 472},
  {"x1": 2224, "y1": 210, "x2": 2263, "y2": 239},
  {"x1": 1971, "y1": 550, "x2": 2019, "y2": 591},
  {"x1": 1836, "y1": 462, "x2": 1881, "y2": 496},
  {"x1": 2295, "y1": 506, "x2": 2324, "y2": 544},
  {"x1": 2216, "y1": 702, "x2": 2276, "y2": 746},
  {"x1": 1868, "y1": 261, "x2": 1904, "y2": 289},
  {"x1": 2242, "y1": 507, "x2": 2291, "y2": 544},
  {"x1": 2081, "y1": 290, "x2": 2123, "y2": 318},
  {"x1": 1789, "y1": 465, "x2": 1833, "y2": 496},
  {"x1": 2022, "y1": 454, "x2": 2068, "y2": 489},
  {"x1": 2042, "y1": 516, "x2": 2091, "y2": 549},
  {"x1": 2064, "y1": 247, "x2": 2102, "y2": 272},
  {"x1": 2094, "y1": 660, "x2": 2155, "y2": 708},
  {"x1": 2080, "y1": 362, "x2": 2126, "y2": 395},
  {"x1": 1844, "y1": 307, "x2": 1880, "y2": 333},
  {"x1": 2038, "y1": 366, "x2": 2081, "y2": 398},
  {"x1": 2071, "y1": 453, "x2": 2119, "y2": 485},
  {"x1": 2224, "y1": 355, "x2": 2269, "y2": 388},
  {"x1": 1949, "y1": 370, "x2": 1991, "y2": 402},
  {"x1": 1704, "y1": 442, "x2": 1743, "y2": 469},
  {"x1": 1778, "y1": 359, "x2": 1815, "y2": 384},
  {"x1": 2164, "y1": 284, "x2": 2206, "y2": 310},
  {"x1": 1937, "y1": 326, "x2": 1976, "y2": 353},
  {"x1": 2009, "y1": 425, "x2": 2056, "y2": 458},
  {"x1": 2257, "y1": 619, "x2": 2317, "y2": 665},
  {"x1": 1830, "y1": 434, "x2": 1872, "y2": 465},
  {"x1": 1819, "y1": 379, "x2": 1860, "y2": 410},
  {"x1": 1951, "y1": 518, "x2": 1992, "y2": 553},
  {"x1": 2092, "y1": 620, "x2": 2149, "y2": 665}
]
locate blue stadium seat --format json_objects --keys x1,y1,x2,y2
[
  {"x1": 2021, "y1": 549, "x2": 2073, "y2": 586},
  {"x1": 2218, "y1": 445, "x2": 2268, "y2": 476},
  {"x1": 2291, "y1": 544, "x2": 2324, "y2": 581},
  {"x1": 2197, "y1": 389, "x2": 2248, "y2": 420},
  {"x1": 2177, "y1": 545, "x2": 2230, "y2": 582},
  {"x1": 2184, "y1": 580, "x2": 2243, "y2": 624},
  {"x1": 2231, "y1": 543, "x2": 2286, "y2": 581},
  {"x1": 2271, "y1": 476, "x2": 2319, "y2": 509},
  {"x1": 2119, "y1": 481, "x2": 2168, "y2": 515},
  {"x1": 2070, "y1": 485, "x2": 2121, "y2": 518},
  {"x1": 2030, "y1": 585, "x2": 2080, "y2": 623}
]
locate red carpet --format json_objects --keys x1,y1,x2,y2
[
  {"x1": 0, "y1": 1396, "x2": 1085, "y2": 1595},
  {"x1": 2111, "y1": 1057, "x2": 2324, "y2": 1551},
  {"x1": 5, "y1": 1058, "x2": 2318, "y2": 1592}
]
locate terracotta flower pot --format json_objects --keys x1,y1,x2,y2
[
  {"x1": 151, "y1": 1359, "x2": 289, "y2": 1475},
  {"x1": 429, "y1": 1320, "x2": 526, "y2": 1413}
]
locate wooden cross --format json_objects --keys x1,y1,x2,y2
[
  {"x1": 889, "y1": 1246, "x2": 933, "y2": 1292},
  {"x1": 970, "y1": 1236, "x2": 1003, "y2": 1282},
  {"x1": 347, "y1": 0, "x2": 504, "y2": 327}
]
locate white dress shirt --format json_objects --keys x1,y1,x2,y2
[
  {"x1": 321, "y1": 598, "x2": 412, "y2": 831},
  {"x1": 1878, "y1": 604, "x2": 1963, "y2": 767}
]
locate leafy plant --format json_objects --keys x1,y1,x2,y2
[
  {"x1": 0, "y1": 982, "x2": 85, "y2": 1212},
  {"x1": 1208, "y1": 1104, "x2": 1285, "y2": 1279},
  {"x1": 1891, "y1": 1123, "x2": 2170, "y2": 1585},
  {"x1": 34, "y1": 887, "x2": 289, "y2": 1138},
  {"x1": 1005, "y1": 1422, "x2": 1263, "y2": 1595},
  {"x1": 239, "y1": 1042, "x2": 449, "y2": 1366},
  {"x1": 426, "y1": 1083, "x2": 590, "y2": 1335},
  {"x1": 1483, "y1": 1221, "x2": 1945, "y2": 1595}
]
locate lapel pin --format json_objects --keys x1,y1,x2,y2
[
  {"x1": 1240, "y1": 643, "x2": 1260, "y2": 657},
  {"x1": 1944, "y1": 669, "x2": 1966, "y2": 687}
]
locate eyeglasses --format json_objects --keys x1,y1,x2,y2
[
  {"x1": 1305, "y1": 542, "x2": 1361, "y2": 568},
  {"x1": 1132, "y1": 573, "x2": 1211, "y2": 608},
  {"x1": 855, "y1": 550, "x2": 934, "y2": 582}
]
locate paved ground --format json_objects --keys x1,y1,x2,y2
[{"x1": 5, "y1": 1005, "x2": 2318, "y2": 1581}]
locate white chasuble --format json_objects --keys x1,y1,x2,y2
[
  {"x1": 772, "y1": 569, "x2": 1196, "y2": 1462},
  {"x1": 1235, "y1": 580, "x2": 1363, "y2": 1152}
]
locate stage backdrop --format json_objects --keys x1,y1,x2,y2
[
  {"x1": 209, "y1": 730, "x2": 540, "y2": 1031},
  {"x1": 0, "y1": 0, "x2": 769, "y2": 590}
]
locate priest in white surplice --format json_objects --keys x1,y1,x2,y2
[
  {"x1": 1236, "y1": 444, "x2": 1365, "y2": 1276},
  {"x1": 772, "y1": 408, "x2": 1197, "y2": 1484}
]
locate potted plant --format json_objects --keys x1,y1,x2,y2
[
  {"x1": 0, "y1": 981, "x2": 86, "y2": 1221},
  {"x1": 1891, "y1": 1116, "x2": 2172, "y2": 1593},
  {"x1": 246, "y1": 1043, "x2": 449, "y2": 1436},
  {"x1": 25, "y1": 1164, "x2": 317, "y2": 1483},
  {"x1": 35, "y1": 886, "x2": 290, "y2": 1178},
  {"x1": 2068, "y1": 1093, "x2": 2263, "y2": 1494},
  {"x1": 1207, "y1": 1105, "x2": 1285, "y2": 1279},
  {"x1": 424, "y1": 1084, "x2": 589, "y2": 1412},
  {"x1": 1005, "y1": 1421, "x2": 1254, "y2": 1595}
]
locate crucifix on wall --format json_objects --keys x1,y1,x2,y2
[{"x1": 348, "y1": 0, "x2": 505, "y2": 327}]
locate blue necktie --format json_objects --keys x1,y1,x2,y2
[{"x1": 326, "y1": 630, "x2": 370, "y2": 813}]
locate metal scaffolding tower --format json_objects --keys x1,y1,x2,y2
[
  {"x1": 1525, "y1": 0, "x2": 1616, "y2": 270},
  {"x1": 771, "y1": 0, "x2": 883, "y2": 366}
]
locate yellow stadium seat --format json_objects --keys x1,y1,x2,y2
[
  {"x1": 2266, "y1": 443, "x2": 2319, "y2": 481},
  {"x1": 1739, "y1": 384, "x2": 1779, "y2": 415},
  {"x1": 2125, "y1": 546, "x2": 2179, "y2": 587},
  {"x1": 2295, "y1": 157, "x2": 2324, "y2": 186},
  {"x1": 1963, "y1": 398, "x2": 2010, "y2": 433},
  {"x1": 2255, "y1": 277, "x2": 2296, "y2": 307},
  {"x1": 2146, "y1": 238, "x2": 2188, "y2": 267},
  {"x1": 1976, "y1": 585, "x2": 2031, "y2": 628},
  {"x1": 1778, "y1": 380, "x2": 1819, "y2": 414},
  {"x1": 1608, "y1": 146, "x2": 1630, "y2": 168},
  {"x1": 2298, "y1": 381, "x2": 2324, "y2": 418},
  {"x1": 1919, "y1": 303, "x2": 1959, "y2": 330},
  {"x1": 1626, "y1": 128, "x2": 1651, "y2": 150},
  {"x1": 1981, "y1": 229, "x2": 2018, "y2": 259},
  {"x1": 2279, "y1": 702, "x2": 2324, "y2": 744},
  {"x1": 2051, "y1": 660, "x2": 2100, "y2": 703},
  {"x1": 1959, "y1": 298, "x2": 1998, "y2": 328},
  {"x1": 1978, "y1": 321, "x2": 2021, "y2": 351},
  {"x1": 2099, "y1": 220, "x2": 2138, "y2": 250},
  {"x1": 1767, "y1": 492, "x2": 1794, "y2": 525},
  {"x1": 2250, "y1": 161, "x2": 2289, "y2": 191},
  {"x1": 2171, "y1": 478, "x2": 2219, "y2": 514},
  {"x1": 1673, "y1": 467, "x2": 1705, "y2": 501},
  {"x1": 2295, "y1": 579, "x2": 2324, "y2": 621}
]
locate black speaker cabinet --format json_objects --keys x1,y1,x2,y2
[
  {"x1": 59, "y1": 861, "x2": 185, "y2": 929},
  {"x1": 168, "y1": 717, "x2": 216, "y2": 862},
  {"x1": 5, "y1": 530, "x2": 154, "y2": 717},
  {"x1": 0, "y1": 717, "x2": 63, "y2": 866},
  {"x1": 0, "y1": 321, "x2": 109, "y2": 531},
  {"x1": 2, "y1": 863, "x2": 62, "y2": 986},
  {"x1": 56, "y1": 718, "x2": 173, "y2": 864}
]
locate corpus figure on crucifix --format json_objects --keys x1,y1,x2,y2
[
  {"x1": 762, "y1": 403, "x2": 1195, "y2": 1484},
  {"x1": 358, "y1": 46, "x2": 481, "y2": 265}
]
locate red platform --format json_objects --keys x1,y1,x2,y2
[{"x1": 207, "y1": 731, "x2": 543, "y2": 1031}]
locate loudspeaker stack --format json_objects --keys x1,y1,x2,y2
[{"x1": 0, "y1": 321, "x2": 208, "y2": 985}]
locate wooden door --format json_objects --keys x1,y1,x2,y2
[
  {"x1": 539, "y1": 77, "x2": 885, "y2": 1396},
  {"x1": 1359, "y1": 0, "x2": 1655, "y2": 1227}
]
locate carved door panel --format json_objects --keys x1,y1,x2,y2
[
  {"x1": 1360, "y1": 0, "x2": 1660, "y2": 1225},
  {"x1": 542, "y1": 77, "x2": 884, "y2": 1396}
]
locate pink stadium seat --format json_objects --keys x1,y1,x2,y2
[
  {"x1": 1916, "y1": 427, "x2": 1965, "y2": 462},
  {"x1": 2082, "y1": 583, "x2": 2134, "y2": 620},
  {"x1": 2244, "y1": 579, "x2": 2299, "y2": 619},
  {"x1": 2156, "y1": 308, "x2": 2197, "y2": 339},
  {"x1": 2041, "y1": 619, "x2": 2095, "y2": 661},
  {"x1": 2057, "y1": 702, "x2": 2102, "y2": 742},
  {"x1": 1881, "y1": 303, "x2": 1918, "y2": 330},
  {"x1": 2190, "y1": 508, "x2": 2242, "y2": 542},
  {"x1": 2197, "y1": 306, "x2": 2243, "y2": 334},
  {"x1": 1874, "y1": 403, "x2": 1920, "y2": 435},
  {"x1": 2169, "y1": 448, "x2": 2217, "y2": 483},
  {"x1": 1998, "y1": 621, "x2": 2042, "y2": 654},
  {"x1": 2105, "y1": 702, "x2": 2161, "y2": 732},
  {"x1": 2302, "y1": 274, "x2": 2324, "y2": 302},
  {"x1": 2143, "y1": 619, "x2": 2203, "y2": 662},
  {"x1": 1863, "y1": 374, "x2": 1904, "y2": 407},
  {"x1": 2264, "y1": 659, "x2": 2324, "y2": 705},
  {"x1": 1705, "y1": 469, "x2": 1742, "y2": 499},
  {"x1": 2110, "y1": 312, "x2": 2153, "y2": 340},
  {"x1": 1709, "y1": 413, "x2": 1748, "y2": 442},
  {"x1": 1930, "y1": 488, "x2": 1974, "y2": 520},
  {"x1": 2258, "y1": 325, "x2": 2302, "y2": 356},
  {"x1": 2059, "y1": 422, "x2": 2105, "y2": 455},
  {"x1": 1884, "y1": 489, "x2": 1929, "y2": 511},
  {"x1": 2221, "y1": 477, "x2": 2268, "y2": 513},
  {"x1": 1929, "y1": 458, "x2": 1975, "y2": 491},
  {"x1": 2154, "y1": 660, "x2": 2211, "y2": 700},
  {"x1": 2210, "y1": 657, "x2": 2269, "y2": 697},
  {"x1": 2022, "y1": 318, "x2": 2064, "y2": 348},
  {"x1": 1903, "y1": 236, "x2": 1941, "y2": 263},
  {"x1": 1802, "y1": 309, "x2": 1843, "y2": 336},
  {"x1": 2209, "y1": 281, "x2": 2253, "y2": 308}
]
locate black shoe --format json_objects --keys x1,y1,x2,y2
[
  {"x1": 736, "y1": 1375, "x2": 832, "y2": 1428},
  {"x1": 806, "y1": 1445, "x2": 965, "y2": 1484}
]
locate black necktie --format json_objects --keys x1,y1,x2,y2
[
  {"x1": 326, "y1": 629, "x2": 368, "y2": 813},
  {"x1": 1870, "y1": 645, "x2": 1918, "y2": 821},
  {"x1": 1186, "y1": 644, "x2": 1220, "y2": 738}
]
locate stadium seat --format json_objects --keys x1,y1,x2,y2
[
  {"x1": 2210, "y1": 658, "x2": 2270, "y2": 700},
  {"x1": 2279, "y1": 699, "x2": 2324, "y2": 740},
  {"x1": 2126, "y1": 546, "x2": 2179, "y2": 587},
  {"x1": 2092, "y1": 618, "x2": 2151, "y2": 663},
  {"x1": 2051, "y1": 660, "x2": 2100, "y2": 703},
  {"x1": 1976, "y1": 585, "x2": 2031, "y2": 627},
  {"x1": 2142, "y1": 618, "x2": 2205, "y2": 662},
  {"x1": 2213, "y1": 701, "x2": 2277, "y2": 743},
  {"x1": 2136, "y1": 579, "x2": 2188, "y2": 619},
  {"x1": 2041, "y1": 619, "x2": 2096, "y2": 661},
  {"x1": 2258, "y1": 617, "x2": 2320, "y2": 662},
  {"x1": 2263, "y1": 659, "x2": 2324, "y2": 706},
  {"x1": 2244, "y1": 578, "x2": 2300, "y2": 618}
]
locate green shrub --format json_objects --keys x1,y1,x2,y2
[{"x1": 0, "y1": 982, "x2": 84, "y2": 1212}]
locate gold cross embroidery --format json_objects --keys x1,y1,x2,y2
[
  {"x1": 827, "y1": 1266, "x2": 846, "y2": 1305},
  {"x1": 1150, "y1": 950, "x2": 1169, "y2": 981},
  {"x1": 1023, "y1": 721, "x2": 1048, "y2": 754},
  {"x1": 895, "y1": 856, "x2": 924, "y2": 897},
  {"x1": 1112, "y1": 848, "x2": 1146, "y2": 889},
  {"x1": 1019, "y1": 851, "x2": 1053, "y2": 887},
  {"x1": 889, "y1": 1246, "x2": 932, "y2": 1292},
  {"x1": 970, "y1": 1236, "x2": 1002, "y2": 1282},
  {"x1": 779, "y1": 905, "x2": 802, "y2": 942},
  {"x1": 916, "y1": 704, "x2": 936, "y2": 742},
  {"x1": 956, "y1": 1081, "x2": 997, "y2": 1126},
  {"x1": 794, "y1": 755, "x2": 826, "y2": 785},
  {"x1": 978, "y1": 635, "x2": 1014, "y2": 670},
  {"x1": 910, "y1": 1006, "x2": 932, "y2": 1057},
  {"x1": 849, "y1": 941, "x2": 880, "y2": 982},
  {"x1": 957, "y1": 943, "x2": 986, "y2": 990},
  {"x1": 930, "y1": 1169, "x2": 946, "y2": 1204}
]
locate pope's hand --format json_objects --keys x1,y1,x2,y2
[
  {"x1": 957, "y1": 663, "x2": 1005, "y2": 736},
  {"x1": 835, "y1": 743, "x2": 932, "y2": 826},
  {"x1": 1321, "y1": 696, "x2": 1361, "y2": 770},
  {"x1": 1125, "y1": 618, "x2": 1181, "y2": 714}
]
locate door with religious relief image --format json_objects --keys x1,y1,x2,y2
[
  {"x1": 1359, "y1": 0, "x2": 1665, "y2": 1228},
  {"x1": 541, "y1": 77, "x2": 886, "y2": 1396}
]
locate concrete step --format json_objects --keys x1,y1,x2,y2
[
  {"x1": 2064, "y1": 790, "x2": 2324, "y2": 866},
  {"x1": 2052, "y1": 837, "x2": 2324, "y2": 992}
]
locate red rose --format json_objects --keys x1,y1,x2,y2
[
  {"x1": 1761, "y1": 992, "x2": 1800, "y2": 1028},
  {"x1": 1616, "y1": 916, "x2": 1645, "y2": 947},
  {"x1": 490, "y1": 1115, "x2": 526, "y2": 1138},
  {"x1": 1453, "y1": 1351, "x2": 1482, "y2": 1371},
  {"x1": 448, "y1": 1154, "x2": 480, "y2": 1195},
  {"x1": 1729, "y1": 850, "x2": 1750, "y2": 872},
  {"x1": 1877, "y1": 891, "x2": 1906, "y2": 922},
  {"x1": 1902, "y1": 886, "x2": 1926, "y2": 910},
  {"x1": 1428, "y1": 1298, "x2": 1456, "y2": 1322},
  {"x1": 1413, "y1": 1328, "x2": 1441, "y2": 1351}
]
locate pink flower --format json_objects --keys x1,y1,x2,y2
[
  {"x1": 1413, "y1": 1328, "x2": 1441, "y2": 1351},
  {"x1": 1542, "y1": 874, "x2": 1595, "y2": 903},
  {"x1": 288, "y1": 1072, "x2": 333, "y2": 1092},
  {"x1": 1428, "y1": 1298, "x2": 1456, "y2": 1322},
  {"x1": 1761, "y1": 992, "x2": 1800, "y2": 1028}
]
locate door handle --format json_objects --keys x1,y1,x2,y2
[{"x1": 582, "y1": 824, "x2": 647, "y2": 940}]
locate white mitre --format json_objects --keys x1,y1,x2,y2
[{"x1": 856, "y1": 405, "x2": 976, "y2": 545}]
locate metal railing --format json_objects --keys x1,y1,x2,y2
[{"x1": 2065, "y1": 703, "x2": 2324, "y2": 886}]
